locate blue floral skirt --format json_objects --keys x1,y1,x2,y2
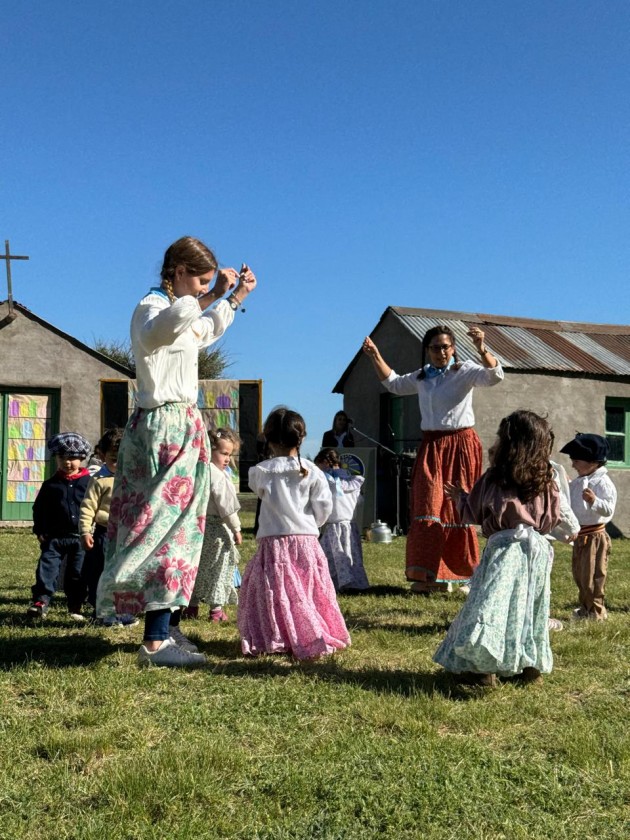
[{"x1": 433, "y1": 527, "x2": 553, "y2": 676}]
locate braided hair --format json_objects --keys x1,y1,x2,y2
[
  {"x1": 314, "y1": 448, "x2": 341, "y2": 470},
  {"x1": 160, "y1": 236, "x2": 218, "y2": 304},
  {"x1": 263, "y1": 407, "x2": 308, "y2": 477},
  {"x1": 417, "y1": 325, "x2": 458, "y2": 380}
]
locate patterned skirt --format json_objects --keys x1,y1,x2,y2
[
  {"x1": 237, "y1": 535, "x2": 351, "y2": 660},
  {"x1": 433, "y1": 528, "x2": 553, "y2": 676},
  {"x1": 406, "y1": 428, "x2": 482, "y2": 585},
  {"x1": 96, "y1": 403, "x2": 210, "y2": 617},
  {"x1": 320, "y1": 521, "x2": 369, "y2": 591},
  {"x1": 190, "y1": 516, "x2": 240, "y2": 607}
]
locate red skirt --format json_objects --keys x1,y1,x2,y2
[{"x1": 406, "y1": 427, "x2": 482, "y2": 584}]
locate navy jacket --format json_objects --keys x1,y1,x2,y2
[{"x1": 32, "y1": 469, "x2": 91, "y2": 538}]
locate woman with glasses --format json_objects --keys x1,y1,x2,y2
[
  {"x1": 362, "y1": 325, "x2": 503, "y2": 593},
  {"x1": 97, "y1": 236, "x2": 257, "y2": 666}
]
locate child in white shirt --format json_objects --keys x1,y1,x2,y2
[
  {"x1": 314, "y1": 448, "x2": 369, "y2": 592},
  {"x1": 185, "y1": 428, "x2": 242, "y2": 622},
  {"x1": 238, "y1": 408, "x2": 350, "y2": 660},
  {"x1": 560, "y1": 434, "x2": 617, "y2": 620}
]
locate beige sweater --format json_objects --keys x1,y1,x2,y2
[{"x1": 79, "y1": 472, "x2": 115, "y2": 534}]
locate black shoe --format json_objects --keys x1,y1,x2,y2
[{"x1": 27, "y1": 600, "x2": 49, "y2": 618}]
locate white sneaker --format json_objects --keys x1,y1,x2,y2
[
  {"x1": 169, "y1": 625, "x2": 200, "y2": 652},
  {"x1": 137, "y1": 638, "x2": 206, "y2": 667},
  {"x1": 459, "y1": 585, "x2": 471, "y2": 596},
  {"x1": 68, "y1": 612, "x2": 87, "y2": 622}
]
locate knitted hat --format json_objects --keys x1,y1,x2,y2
[
  {"x1": 47, "y1": 432, "x2": 92, "y2": 460},
  {"x1": 559, "y1": 433, "x2": 608, "y2": 463}
]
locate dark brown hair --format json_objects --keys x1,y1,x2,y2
[
  {"x1": 160, "y1": 237, "x2": 218, "y2": 282},
  {"x1": 96, "y1": 427, "x2": 124, "y2": 456},
  {"x1": 263, "y1": 407, "x2": 308, "y2": 476},
  {"x1": 486, "y1": 410, "x2": 554, "y2": 502},
  {"x1": 314, "y1": 448, "x2": 341, "y2": 469},
  {"x1": 417, "y1": 325, "x2": 459, "y2": 380}
]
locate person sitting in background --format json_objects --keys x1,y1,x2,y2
[{"x1": 322, "y1": 411, "x2": 355, "y2": 448}]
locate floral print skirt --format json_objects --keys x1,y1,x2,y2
[
  {"x1": 96, "y1": 402, "x2": 210, "y2": 618},
  {"x1": 320, "y1": 520, "x2": 369, "y2": 591},
  {"x1": 433, "y1": 527, "x2": 553, "y2": 676},
  {"x1": 190, "y1": 516, "x2": 240, "y2": 608},
  {"x1": 238, "y1": 535, "x2": 351, "y2": 660}
]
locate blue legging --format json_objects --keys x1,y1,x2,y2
[{"x1": 144, "y1": 608, "x2": 181, "y2": 641}]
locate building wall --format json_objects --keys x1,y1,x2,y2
[
  {"x1": 341, "y1": 314, "x2": 630, "y2": 535},
  {"x1": 0, "y1": 304, "x2": 131, "y2": 448}
]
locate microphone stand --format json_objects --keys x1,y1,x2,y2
[{"x1": 351, "y1": 424, "x2": 405, "y2": 537}]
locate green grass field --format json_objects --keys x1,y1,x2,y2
[{"x1": 0, "y1": 520, "x2": 629, "y2": 840}]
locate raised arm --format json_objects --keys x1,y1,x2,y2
[{"x1": 362, "y1": 337, "x2": 392, "y2": 381}]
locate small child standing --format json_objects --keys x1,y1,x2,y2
[
  {"x1": 27, "y1": 432, "x2": 93, "y2": 620},
  {"x1": 434, "y1": 411, "x2": 560, "y2": 685},
  {"x1": 185, "y1": 428, "x2": 242, "y2": 622},
  {"x1": 314, "y1": 448, "x2": 369, "y2": 592},
  {"x1": 238, "y1": 408, "x2": 351, "y2": 660},
  {"x1": 79, "y1": 428, "x2": 138, "y2": 626},
  {"x1": 559, "y1": 433, "x2": 617, "y2": 621}
]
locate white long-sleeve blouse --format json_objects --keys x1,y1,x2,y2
[
  {"x1": 382, "y1": 360, "x2": 504, "y2": 431},
  {"x1": 131, "y1": 290, "x2": 235, "y2": 409},
  {"x1": 569, "y1": 467, "x2": 617, "y2": 527},
  {"x1": 249, "y1": 456, "x2": 333, "y2": 538}
]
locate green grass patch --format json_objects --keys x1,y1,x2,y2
[{"x1": 1, "y1": 522, "x2": 629, "y2": 839}]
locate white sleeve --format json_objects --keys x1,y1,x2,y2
[
  {"x1": 382, "y1": 369, "x2": 422, "y2": 396},
  {"x1": 248, "y1": 465, "x2": 265, "y2": 498},
  {"x1": 136, "y1": 296, "x2": 235, "y2": 353},
  {"x1": 590, "y1": 478, "x2": 617, "y2": 518},
  {"x1": 193, "y1": 299, "x2": 235, "y2": 348},
  {"x1": 210, "y1": 472, "x2": 241, "y2": 520},
  {"x1": 309, "y1": 471, "x2": 333, "y2": 527},
  {"x1": 549, "y1": 467, "x2": 580, "y2": 542},
  {"x1": 460, "y1": 360, "x2": 504, "y2": 387}
]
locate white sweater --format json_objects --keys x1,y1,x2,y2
[
  {"x1": 249, "y1": 457, "x2": 333, "y2": 538},
  {"x1": 207, "y1": 462, "x2": 241, "y2": 533},
  {"x1": 383, "y1": 360, "x2": 504, "y2": 431},
  {"x1": 131, "y1": 291, "x2": 234, "y2": 409},
  {"x1": 569, "y1": 467, "x2": 617, "y2": 527}
]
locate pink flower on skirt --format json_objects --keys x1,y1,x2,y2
[
  {"x1": 156, "y1": 543, "x2": 170, "y2": 556},
  {"x1": 113, "y1": 591, "x2": 146, "y2": 615},
  {"x1": 120, "y1": 491, "x2": 151, "y2": 530},
  {"x1": 154, "y1": 555, "x2": 195, "y2": 595},
  {"x1": 197, "y1": 515, "x2": 206, "y2": 534},
  {"x1": 158, "y1": 442, "x2": 182, "y2": 467},
  {"x1": 162, "y1": 475, "x2": 194, "y2": 510}
]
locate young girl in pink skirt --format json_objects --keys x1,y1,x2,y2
[{"x1": 238, "y1": 408, "x2": 351, "y2": 660}]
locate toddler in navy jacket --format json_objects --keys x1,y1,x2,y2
[{"x1": 27, "y1": 432, "x2": 92, "y2": 620}]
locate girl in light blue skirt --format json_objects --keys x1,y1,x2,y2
[{"x1": 434, "y1": 410, "x2": 561, "y2": 685}]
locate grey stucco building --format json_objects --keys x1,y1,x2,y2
[
  {"x1": 0, "y1": 300, "x2": 133, "y2": 523},
  {"x1": 334, "y1": 306, "x2": 630, "y2": 536}
]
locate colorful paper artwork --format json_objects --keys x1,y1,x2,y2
[
  {"x1": 198, "y1": 380, "x2": 240, "y2": 487},
  {"x1": 5, "y1": 393, "x2": 53, "y2": 506}
]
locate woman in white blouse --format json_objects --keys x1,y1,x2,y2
[
  {"x1": 362, "y1": 325, "x2": 503, "y2": 593},
  {"x1": 96, "y1": 236, "x2": 256, "y2": 666}
]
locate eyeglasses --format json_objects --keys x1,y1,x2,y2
[{"x1": 428, "y1": 343, "x2": 452, "y2": 352}]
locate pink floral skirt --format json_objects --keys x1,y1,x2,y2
[
  {"x1": 238, "y1": 535, "x2": 351, "y2": 660},
  {"x1": 96, "y1": 402, "x2": 210, "y2": 618}
]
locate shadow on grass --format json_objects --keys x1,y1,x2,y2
[
  {"x1": 0, "y1": 633, "x2": 119, "y2": 669},
  {"x1": 199, "y1": 639, "x2": 477, "y2": 701},
  {"x1": 347, "y1": 617, "x2": 451, "y2": 636}
]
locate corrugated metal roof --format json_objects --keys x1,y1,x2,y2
[
  {"x1": 389, "y1": 307, "x2": 630, "y2": 375},
  {"x1": 332, "y1": 306, "x2": 630, "y2": 393}
]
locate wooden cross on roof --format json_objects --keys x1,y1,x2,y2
[{"x1": 0, "y1": 239, "x2": 29, "y2": 318}]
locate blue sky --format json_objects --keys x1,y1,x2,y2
[{"x1": 2, "y1": 1, "x2": 629, "y2": 456}]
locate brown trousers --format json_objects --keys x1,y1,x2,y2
[{"x1": 572, "y1": 529, "x2": 611, "y2": 619}]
